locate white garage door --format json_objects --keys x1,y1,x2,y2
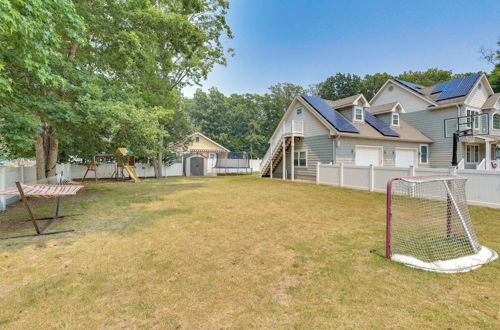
[
  {"x1": 355, "y1": 146, "x2": 381, "y2": 166},
  {"x1": 395, "y1": 149, "x2": 416, "y2": 167}
]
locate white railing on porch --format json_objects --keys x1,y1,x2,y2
[
  {"x1": 477, "y1": 158, "x2": 500, "y2": 171},
  {"x1": 457, "y1": 158, "x2": 465, "y2": 169},
  {"x1": 260, "y1": 120, "x2": 304, "y2": 173},
  {"x1": 477, "y1": 159, "x2": 486, "y2": 170}
]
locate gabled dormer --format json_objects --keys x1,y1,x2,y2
[
  {"x1": 324, "y1": 94, "x2": 369, "y2": 123},
  {"x1": 367, "y1": 101, "x2": 405, "y2": 127}
]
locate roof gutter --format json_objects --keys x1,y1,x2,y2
[{"x1": 428, "y1": 102, "x2": 464, "y2": 110}]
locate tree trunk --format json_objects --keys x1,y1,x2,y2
[
  {"x1": 35, "y1": 123, "x2": 59, "y2": 180},
  {"x1": 151, "y1": 158, "x2": 160, "y2": 178},
  {"x1": 35, "y1": 135, "x2": 46, "y2": 180},
  {"x1": 157, "y1": 138, "x2": 163, "y2": 179}
]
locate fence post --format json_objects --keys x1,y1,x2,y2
[
  {"x1": 316, "y1": 162, "x2": 320, "y2": 184},
  {"x1": 0, "y1": 167, "x2": 5, "y2": 211},
  {"x1": 339, "y1": 162, "x2": 344, "y2": 187},
  {"x1": 369, "y1": 164, "x2": 374, "y2": 192},
  {"x1": 409, "y1": 165, "x2": 415, "y2": 176},
  {"x1": 19, "y1": 165, "x2": 25, "y2": 183}
]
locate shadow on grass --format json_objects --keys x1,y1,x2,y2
[{"x1": 0, "y1": 177, "x2": 204, "y2": 251}]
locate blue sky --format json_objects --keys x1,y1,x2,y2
[{"x1": 182, "y1": 0, "x2": 500, "y2": 97}]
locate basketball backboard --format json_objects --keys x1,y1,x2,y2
[{"x1": 444, "y1": 113, "x2": 489, "y2": 138}]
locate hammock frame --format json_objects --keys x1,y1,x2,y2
[{"x1": 0, "y1": 181, "x2": 83, "y2": 240}]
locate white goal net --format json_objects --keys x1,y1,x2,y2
[{"x1": 387, "y1": 175, "x2": 497, "y2": 273}]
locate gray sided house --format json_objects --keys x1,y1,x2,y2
[
  {"x1": 260, "y1": 94, "x2": 432, "y2": 181},
  {"x1": 371, "y1": 73, "x2": 500, "y2": 169}
]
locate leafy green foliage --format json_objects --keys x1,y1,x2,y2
[
  {"x1": 1, "y1": 0, "x2": 233, "y2": 168},
  {"x1": 317, "y1": 68, "x2": 474, "y2": 101},
  {"x1": 186, "y1": 83, "x2": 306, "y2": 158},
  {"x1": 486, "y1": 41, "x2": 500, "y2": 93}
]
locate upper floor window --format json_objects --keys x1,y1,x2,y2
[
  {"x1": 391, "y1": 113, "x2": 400, "y2": 126},
  {"x1": 195, "y1": 136, "x2": 200, "y2": 142},
  {"x1": 493, "y1": 113, "x2": 500, "y2": 130},
  {"x1": 354, "y1": 107, "x2": 364, "y2": 122},
  {"x1": 466, "y1": 109, "x2": 479, "y2": 129},
  {"x1": 296, "y1": 108, "x2": 302, "y2": 116}
]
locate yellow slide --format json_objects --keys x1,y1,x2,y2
[{"x1": 123, "y1": 165, "x2": 140, "y2": 183}]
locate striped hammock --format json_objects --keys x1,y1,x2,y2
[{"x1": 0, "y1": 184, "x2": 84, "y2": 197}]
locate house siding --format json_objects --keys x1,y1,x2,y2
[
  {"x1": 338, "y1": 107, "x2": 353, "y2": 121},
  {"x1": 401, "y1": 107, "x2": 461, "y2": 168},
  {"x1": 371, "y1": 82, "x2": 431, "y2": 112},
  {"x1": 271, "y1": 99, "x2": 332, "y2": 180},
  {"x1": 336, "y1": 137, "x2": 428, "y2": 167},
  {"x1": 465, "y1": 78, "x2": 490, "y2": 108}
]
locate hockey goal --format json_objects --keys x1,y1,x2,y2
[{"x1": 386, "y1": 175, "x2": 497, "y2": 273}]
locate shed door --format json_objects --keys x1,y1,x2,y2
[
  {"x1": 355, "y1": 146, "x2": 381, "y2": 166},
  {"x1": 395, "y1": 149, "x2": 417, "y2": 168},
  {"x1": 190, "y1": 157, "x2": 204, "y2": 176}
]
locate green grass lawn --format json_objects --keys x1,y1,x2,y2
[{"x1": 0, "y1": 176, "x2": 498, "y2": 328}]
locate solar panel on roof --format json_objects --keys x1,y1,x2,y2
[
  {"x1": 431, "y1": 81, "x2": 449, "y2": 94},
  {"x1": 436, "y1": 73, "x2": 480, "y2": 101},
  {"x1": 394, "y1": 79, "x2": 425, "y2": 92},
  {"x1": 301, "y1": 95, "x2": 359, "y2": 133},
  {"x1": 363, "y1": 111, "x2": 400, "y2": 137}
]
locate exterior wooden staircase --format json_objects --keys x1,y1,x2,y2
[{"x1": 260, "y1": 137, "x2": 291, "y2": 177}]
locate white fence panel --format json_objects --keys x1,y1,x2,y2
[
  {"x1": 373, "y1": 167, "x2": 409, "y2": 193},
  {"x1": 457, "y1": 169, "x2": 500, "y2": 208},
  {"x1": 318, "y1": 164, "x2": 340, "y2": 186},
  {"x1": 317, "y1": 163, "x2": 500, "y2": 209},
  {"x1": 250, "y1": 159, "x2": 261, "y2": 172},
  {"x1": 343, "y1": 165, "x2": 370, "y2": 190}
]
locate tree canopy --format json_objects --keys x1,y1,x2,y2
[{"x1": 0, "y1": 0, "x2": 233, "y2": 178}]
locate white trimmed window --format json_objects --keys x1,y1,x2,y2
[
  {"x1": 466, "y1": 144, "x2": 479, "y2": 163},
  {"x1": 493, "y1": 113, "x2": 500, "y2": 130},
  {"x1": 392, "y1": 113, "x2": 400, "y2": 126},
  {"x1": 294, "y1": 151, "x2": 307, "y2": 167},
  {"x1": 195, "y1": 136, "x2": 200, "y2": 142},
  {"x1": 466, "y1": 109, "x2": 479, "y2": 129},
  {"x1": 354, "y1": 107, "x2": 364, "y2": 122},
  {"x1": 209, "y1": 153, "x2": 216, "y2": 159},
  {"x1": 419, "y1": 144, "x2": 429, "y2": 164}
]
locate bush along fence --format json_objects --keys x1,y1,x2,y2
[
  {"x1": 316, "y1": 163, "x2": 500, "y2": 209},
  {"x1": 0, "y1": 162, "x2": 183, "y2": 211}
]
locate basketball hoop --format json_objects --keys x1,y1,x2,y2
[{"x1": 444, "y1": 113, "x2": 490, "y2": 166}]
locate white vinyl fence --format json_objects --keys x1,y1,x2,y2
[
  {"x1": 317, "y1": 163, "x2": 500, "y2": 209},
  {"x1": 0, "y1": 162, "x2": 182, "y2": 211}
]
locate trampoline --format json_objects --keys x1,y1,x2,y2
[{"x1": 213, "y1": 152, "x2": 252, "y2": 175}]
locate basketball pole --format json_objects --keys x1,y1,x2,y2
[{"x1": 451, "y1": 131, "x2": 459, "y2": 166}]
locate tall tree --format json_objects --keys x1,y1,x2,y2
[
  {"x1": 1, "y1": 0, "x2": 232, "y2": 179},
  {"x1": 317, "y1": 73, "x2": 362, "y2": 101},
  {"x1": 360, "y1": 72, "x2": 393, "y2": 100},
  {"x1": 485, "y1": 41, "x2": 500, "y2": 93}
]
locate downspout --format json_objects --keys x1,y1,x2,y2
[{"x1": 332, "y1": 134, "x2": 340, "y2": 164}]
